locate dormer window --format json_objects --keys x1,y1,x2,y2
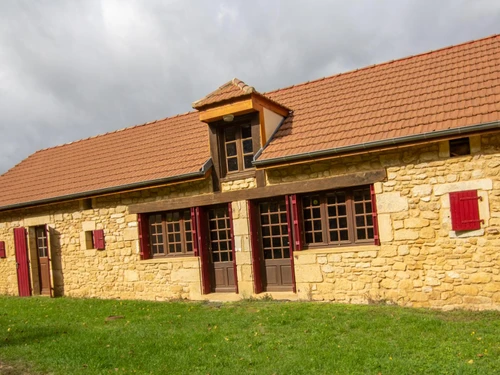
[
  {"x1": 193, "y1": 78, "x2": 290, "y2": 191},
  {"x1": 224, "y1": 124, "x2": 254, "y2": 173}
]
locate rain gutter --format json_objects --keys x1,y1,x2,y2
[
  {"x1": 0, "y1": 159, "x2": 213, "y2": 212},
  {"x1": 254, "y1": 121, "x2": 500, "y2": 167}
]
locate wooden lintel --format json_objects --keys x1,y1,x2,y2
[
  {"x1": 199, "y1": 99, "x2": 255, "y2": 123},
  {"x1": 129, "y1": 169, "x2": 387, "y2": 214},
  {"x1": 252, "y1": 95, "x2": 290, "y2": 117}
]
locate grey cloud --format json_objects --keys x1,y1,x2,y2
[{"x1": 1, "y1": 0, "x2": 499, "y2": 174}]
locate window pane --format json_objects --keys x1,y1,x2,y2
[
  {"x1": 314, "y1": 232, "x2": 323, "y2": 242},
  {"x1": 227, "y1": 157, "x2": 238, "y2": 171},
  {"x1": 241, "y1": 125, "x2": 252, "y2": 139},
  {"x1": 273, "y1": 249, "x2": 283, "y2": 259},
  {"x1": 225, "y1": 127, "x2": 236, "y2": 141},
  {"x1": 357, "y1": 229, "x2": 366, "y2": 240},
  {"x1": 221, "y1": 252, "x2": 229, "y2": 262},
  {"x1": 356, "y1": 215, "x2": 366, "y2": 227},
  {"x1": 226, "y1": 142, "x2": 237, "y2": 157},
  {"x1": 243, "y1": 139, "x2": 253, "y2": 153},
  {"x1": 244, "y1": 155, "x2": 253, "y2": 169},
  {"x1": 264, "y1": 249, "x2": 272, "y2": 259}
]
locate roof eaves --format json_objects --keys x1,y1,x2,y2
[
  {"x1": 0, "y1": 159, "x2": 213, "y2": 212},
  {"x1": 254, "y1": 120, "x2": 500, "y2": 167}
]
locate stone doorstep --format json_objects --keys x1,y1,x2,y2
[{"x1": 196, "y1": 291, "x2": 299, "y2": 302}]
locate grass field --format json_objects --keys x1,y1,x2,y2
[{"x1": 0, "y1": 296, "x2": 499, "y2": 374}]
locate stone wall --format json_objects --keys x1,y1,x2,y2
[
  {"x1": 286, "y1": 135, "x2": 500, "y2": 310},
  {"x1": 0, "y1": 179, "x2": 211, "y2": 300},
  {"x1": 1, "y1": 135, "x2": 499, "y2": 310}
]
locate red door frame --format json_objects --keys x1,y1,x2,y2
[
  {"x1": 14, "y1": 227, "x2": 31, "y2": 297},
  {"x1": 196, "y1": 206, "x2": 211, "y2": 294},
  {"x1": 227, "y1": 202, "x2": 239, "y2": 294}
]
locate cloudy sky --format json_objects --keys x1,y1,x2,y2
[{"x1": 0, "y1": 0, "x2": 499, "y2": 174}]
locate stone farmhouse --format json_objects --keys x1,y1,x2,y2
[{"x1": 0, "y1": 35, "x2": 499, "y2": 310}]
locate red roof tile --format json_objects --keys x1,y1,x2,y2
[
  {"x1": 260, "y1": 34, "x2": 500, "y2": 162},
  {"x1": 0, "y1": 112, "x2": 210, "y2": 209}
]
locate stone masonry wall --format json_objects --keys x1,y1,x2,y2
[
  {"x1": 1, "y1": 134, "x2": 499, "y2": 310},
  {"x1": 272, "y1": 135, "x2": 500, "y2": 310},
  {"x1": 0, "y1": 179, "x2": 211, "y2": 300}
]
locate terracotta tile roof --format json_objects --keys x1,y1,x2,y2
[
  {"x1": 258, "y1": 34, "x2": 500, "y2": 162},
  {"x1": 0, "y1": 112, "x2": 210, "y2": 209},
  {"x1": 192, "y1": 78, "x2": 255, "y2": 109}
]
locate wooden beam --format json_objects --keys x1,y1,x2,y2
[
  {"x1": 129, "y1": 169, "x2": 386, "y2": 214},
  {"x1": 199, "y1": 99, "x2": 255, "y2": 123},
  {"x1": 252, "y1": 95, "x2": 290, "y2": 117}
]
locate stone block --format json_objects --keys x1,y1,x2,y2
[
  {"x1": 376, "y1": 192, "x2": 409, "y2": 214},
  {"x1": 380, "y1": 278, "x2": 398, "y2": 289},
  {"x1": 171, "y1": 268, "x2": 200, "y2": 282},
  {"x1": 322, "y1": 265, "x2": 334, "y2": 273},
  {"x1": 469, "y1": 272, "x2": 492, "y2": 284},
  {"x1": 82, "y1": 221, "x2": 96, "y2": 231},
  {"x1": 393, "y1": 262, "x2": 407, "y2": 271},
  {"x1": 123, "y1": 227, "x2": 138, "y2": 241},
  {"x1": 410, "y1": 292, "x2": 429, "y2": 302},
  {"x1": 124, "y1": 270, "x2": 139, "y2": 282},
  {"x1": 434, "y1": 179, "x2": 493, "y2": 196},
  {"x1": 412, "y1": 185, "x2": 432, "y2": 196},
  {"x1": 295, "y1": 253, "x2": 317, "y2": 265},
  {"x1": 394, "y1": 229, "x2": 419, "y2": 241},
  {"x1": 419, "y1": 227, "x2": 435, "y2": 239},
  {"x1": 378, "y1": 214, "x2": 393, "y2": 242},
  {"x1": 233, "y1": 218, "x2": 249, "y2": 236},
  {"x1": 296, "y1": 265, "x2": 323, "y2": 282},
  {"x1": 24, "y1": 215, "x2": 51, "y2": 227},
  {"x1": 335, "y1": 279, "x2": 352, "y2": 290},
  {"x1": 404, "y1": 218, "x2": 430, "y2": 228},
  {"x1": 455, "y1": 285, "x2": 479, "y2": 296},
  {"x1": 379, "y1": 246, "x2": 397, "y2": 257}
]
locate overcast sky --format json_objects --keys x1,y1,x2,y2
[{"x1": 1, "y1": 0, "x2": 499, "y2": 174}]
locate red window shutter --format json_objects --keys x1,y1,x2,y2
[
  {"x1": 248, "y1": 200, "x2": 263, "y2": 294},
  {"x1": 14, "y1": 227, "x2": 31, "y2": 297},
  {"x1": 290, "y1": 194, "x2": 303, "y2": 251},
  {"x1": 227, "y1": 202, "x2": 239, "y2": 294},
  {"x1": 0, "y1": 241, "x2": 5, "y2": 258},
  {"x1": 370, "y1": 185, "x2": 380, "y2": 246},
  {"x1": 196, "y1": 207, "x2": 211, "y2": 294},
  {"x1": 93, "y1": 229, "x2": 105, "y2": 250},
  {"x1": 450, "y1": 190, "x2": 482, "y2": 231},
  {"x1": 137, "y1": 213, "x2": 151, "y2": 260},
  {"x1": 190, "y1": 207, "x2": 199, "y2": 257}
]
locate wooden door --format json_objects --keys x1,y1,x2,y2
[
  {"x1": 14, "y1": 227, "x2": 31, "y2": 297},
  {"x1": 207, "y1": 205, "x2": 236, "y2": 292},
  {"x1": 35, "y1": 226, "x2": 52, "y2": 296},
  {"x1": 258, "y1": 199, "x2": 294, "y2": 292}
]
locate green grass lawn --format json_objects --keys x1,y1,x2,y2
[{"x1": 0, "y1": 297, "x2": 499, "y2": 374}]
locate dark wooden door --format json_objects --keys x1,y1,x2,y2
[
  {"x1": 14, "y1": 227, "x2": 31, "y2": 297},
  {"x1": 258, "y1": 200, "x2": 294, "y2": 291},
  {"x1": 35, "y1": 226, "x2": 51, "y2": 296},
  {"x1": 207, "y1": 205, "x2": 236, "y2": 292}
]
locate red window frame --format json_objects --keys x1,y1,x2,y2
[{"x1": 300, "y1": 186, "x2": 378, "y2": 248}]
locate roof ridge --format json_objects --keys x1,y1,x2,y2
[
  {"x1": 32, "y1": 110, "x2": 197, "y2": 154},
  {"x1": 265, "y1": 34, "x2": 500, "y2": 96}
]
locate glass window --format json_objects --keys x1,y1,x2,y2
[{"x1": 302, "y1": 187, "x2": 374, "y2": 247}]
